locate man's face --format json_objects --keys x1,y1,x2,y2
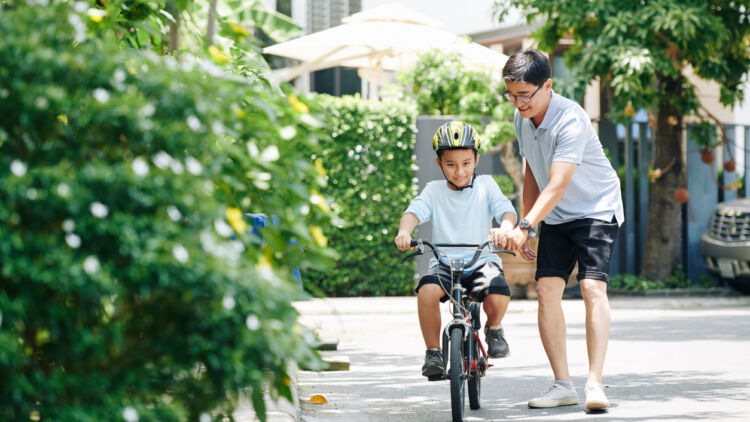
[
  {"x1": 437, "y1": 148, "x2": 478, "y2": 190},
  {"x1": 505, "y1": 80, "x2": 550, "y2": 120}
]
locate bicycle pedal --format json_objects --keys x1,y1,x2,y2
[{"x1": 427, "y1": 374, "x2": 446, "y2": 382}]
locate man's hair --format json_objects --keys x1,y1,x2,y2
[
  {"x1": 502, "y1": 49, "x2": 551, "y2": 86},
  {"x1": 436, "y1": 147, "x2": 478, "y2": 160}
]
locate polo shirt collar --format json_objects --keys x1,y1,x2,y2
[{"x1": 536, "y1": 89, "x2": 560, "y2": 131}]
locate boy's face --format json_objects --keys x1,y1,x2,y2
[
  {"x1": 436, "y1": 148, "x2": 478, "y2": 191},
  {"x1": 505, "y1": 79, "x2": 551, "y2": 122}
]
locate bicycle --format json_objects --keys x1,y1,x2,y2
[{"x1": 400, "y1": 239, "x2": 515, "y2": 422}]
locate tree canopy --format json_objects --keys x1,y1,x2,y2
[{"x1": 495, "y1": 0, "x2": 750, "y2": 280}]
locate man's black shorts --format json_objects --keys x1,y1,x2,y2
[
  {"x1": 536, "y1": 217, "x2": 619, "y2": 283},
  {"x1": 415, "y1": 261, "x2": 511, "y2": 302}
]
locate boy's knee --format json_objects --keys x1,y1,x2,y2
[{"x1": 417, "y1": 283, "x2": 444, "y2": 301}]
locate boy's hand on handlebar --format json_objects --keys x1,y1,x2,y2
[
  {"x1": 488, "y1": 227, "x2": 511, "y2": 250},
  {"x1": 394, "y1": 232, "x2": 415, "y2": 251}
]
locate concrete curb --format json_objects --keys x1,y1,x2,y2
[
  {"x1": 293, "y1": 294, "x2": 750, "y2": 316},
  {"x1": 234, "y1": 363, "x2": 300, "y2": 422}
]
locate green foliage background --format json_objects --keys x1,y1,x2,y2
[
  {"x1": 0, "y1": 3, "x2": 332, "y2": 421},
  {"x1": 303, "y1": 95, "x2": 418, "y2": 296}
]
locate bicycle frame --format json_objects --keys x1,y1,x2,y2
[{"x1": 400, "y1": 239, "x2": 514, "y2": 422}]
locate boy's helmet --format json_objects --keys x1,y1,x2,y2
[{"x1": 432, "y1": 121, "x2": 480, "y2": 153}]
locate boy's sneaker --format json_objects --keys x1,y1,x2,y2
[
  {"x1": 584, "y1": 381, "x2": 610, "y2": 409},
  {"x1": 484, "y1": 326, "x2": 509, "y2": 358},
  {"x1": 528, "y1": 384, "x2": 579, "y2": 408},
  {"x1": 421, "y1": 349, "x2": 445, "y2": 378}
]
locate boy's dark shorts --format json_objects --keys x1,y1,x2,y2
[
  {"x1": 536, "y1": 216, "x2": 619, "y2": 283},
  {"x1": 415, "y1": 261, "x2": 511, "y2": 302}
]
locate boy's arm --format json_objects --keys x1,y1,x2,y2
[{"x1": 394, "y1": 212, "x2": 419, "y2": 251}]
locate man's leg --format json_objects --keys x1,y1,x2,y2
[
  {"x1": 528, "y1": 276, "x2": 579, "y2": 408},
  {"x1": 536, "y1": 276, "x2": 570, "y2": 381},
  {"x1": 417, "y1": 283, "x2": 444, "y2": 349},
  {"x1": 579, "y1": 278, "x2": 610, "y2": 383}
]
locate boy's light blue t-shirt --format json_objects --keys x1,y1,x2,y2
[
  {"x1": 405, "y1": 175, "x2": 517, "y2": 271},
  {"x1": 515, "y1": 91, "x2": 624, "y2": 226}
]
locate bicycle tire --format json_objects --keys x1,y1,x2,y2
[
  {"x1": 449, "y1": 326, "x2": 465, "y2": 422},
  {"x1": 467, "y1": 335, "x2": 481, "y2": 410}
]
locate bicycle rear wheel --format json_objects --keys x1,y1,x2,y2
[
  {"x1": 467, "y1": 334, "x2": 481, "y2": 409},
  {"x1": 449, "y1": 326, "x2": 465, "y2": 422}
]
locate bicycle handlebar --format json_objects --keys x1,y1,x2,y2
[{"x1": 400, "y1": 239, "x2": 516, "y2": 268}]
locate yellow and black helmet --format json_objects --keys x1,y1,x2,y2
[{"x1": 432, "y1": 121, "x2": 480, "y2": 153}]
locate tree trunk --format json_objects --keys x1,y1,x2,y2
[
  {"x1": 167, "y1": 1, "x2": 180, "y2": 54},
  {"x1": 206, "y1": 0, "x2": 218, "y2": 45},
  {"x1": 641, "y1": 75, "x2": 684, "y2": 281}
]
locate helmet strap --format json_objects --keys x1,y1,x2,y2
[{"x1": 442, "y1": 171, "x2": 477, "y2": 191}]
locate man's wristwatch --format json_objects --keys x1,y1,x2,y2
[{"x1": 519, "y1": 218, "x2": 537, "y2": 238}]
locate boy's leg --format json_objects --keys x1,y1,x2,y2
[
  {"x1": 469, "y1": 263, "x2": 512, "y2": 358},
  {"x1": 416, "y1": 280, "x2": 447, "y2": 378},
  {"x1": 417, "y1": 283, "x2": 444, "y2": 349},
  {"x1": 483, "y1": 293, "x2": 510, "y2": 327}
]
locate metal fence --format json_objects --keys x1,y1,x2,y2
[{"x1": 604, "y1": 121, "x2": 750, "y2": 282}]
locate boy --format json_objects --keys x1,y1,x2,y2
[
  {"x1": 502, "y1": 49, "x2": 623, "y2": 410},
  {"x1": 394, "y1": 121, "x2": 517, "y2": 378}
]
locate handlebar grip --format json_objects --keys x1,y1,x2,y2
[{"x1": 409, "y1": 240, "x2": 419, "y2": 247}]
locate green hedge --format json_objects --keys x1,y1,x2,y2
[
  {"x1": 0, "y1": 4, "x2": 332, "y2": 421},
  {"x1": 304, "y1": 95, "x2": 418, "y2": 296}
]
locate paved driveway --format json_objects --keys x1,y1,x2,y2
[{"x1": 294, "y1": 296, "x2": 750, "y2": 422}]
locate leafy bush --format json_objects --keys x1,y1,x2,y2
[
  {"x1": 0, "y1": 3, "x2": 331, "y2": 421},
  {"x1": 609, "y1": 266, "x2": 694, "y2": 291},
  {"x1": 303, "y1": 95, "x2": 418, "y2": 296}
]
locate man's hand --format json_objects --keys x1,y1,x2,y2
[
  {"x1": 489, "y1": 227, "x2": 511, "y2": 249},
  {"x1": 506, "y1": 226, "x2": 528, "y2": 254},
  {"x1": 394, "y1": 231, "x2": 415, "y2": 251},
  {"x1": 519, "y1": 239, "x2": 537, "y2": 261}
]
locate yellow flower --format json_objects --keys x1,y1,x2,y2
[
  {"x1": 88, "y1": 9, "x2": 107, "y2": 23},
  {"x1": 228, "y1": 22, "x2": 251, "y2": 36},
  {"x1": 314, "y1": 158, "x2": 327, "y2": 177},
  {"x1": 288, "y1": 93, "x2": 310, "y2": 113},
  {"x1": 257, "y1": 247, "x2": 273, "y2": 268},
  {"x1": 309, "y1": 226, "x2": 328, "y2": 247},
  {"x1": 208, "y1": 45, "x2": 230, "y2": 63},
  {"x1": 57, "y1": 115, "x2": 68, "y2": 125},
  {"x1": 233, "y1": 104, "x2": 246, "y2": 119},
  {"x1": 225, "y1": 207, "x2": 247, "y2": 233},
  {"x1": 310, "y1": 192, "x2": 330, "y2": 212}
]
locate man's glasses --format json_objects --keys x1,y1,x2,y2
[{"x1": 504, "y1": 83, "x2": 544, "y2": 104}]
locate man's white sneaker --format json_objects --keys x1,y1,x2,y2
[
  {"x1": 584, "y1": 381, "x2": 610, "y2": 410},
  {"x1": 528, "y1": 384, "x2": 579, "y2": 408}
]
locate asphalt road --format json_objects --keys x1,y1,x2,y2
[{"x1": 294, "y1": 296, "x2": 750, "y2": 422}]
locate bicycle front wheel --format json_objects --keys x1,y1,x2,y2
[
  {"x1": 449, "y1": 326, "x2": 465, "y2": 422},
  {"x1": 467, "y1": 335, "x2": 481, "y2": 409}
]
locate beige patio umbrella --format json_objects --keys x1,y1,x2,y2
[{"x1": 263, "y1": 2, "x2": 508, "y2": 83}]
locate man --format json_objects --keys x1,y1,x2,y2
[{"x1": 500, "y1": 49, "x2": 624, "y2": 410}]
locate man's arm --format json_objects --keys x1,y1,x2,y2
[
  {"x1": 522, "y1": 160, "x2": 540, "y2": 217},
  {"x1": 522, "y1": 161, "x2": 576, "y2": 227},
  {"x1": 508, "y1": 161, "x2": 576, "y2": 260},
  {"x1": 394, "y1": 212, "x2": 419, "y2": 250}
]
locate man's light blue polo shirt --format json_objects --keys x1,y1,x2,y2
[
  {"x1": 514, "y1": 91, "x2": 624, "y2": 226},
  {"x1": 405, "y1": 175, "x2": 517, "y2": 270}
]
